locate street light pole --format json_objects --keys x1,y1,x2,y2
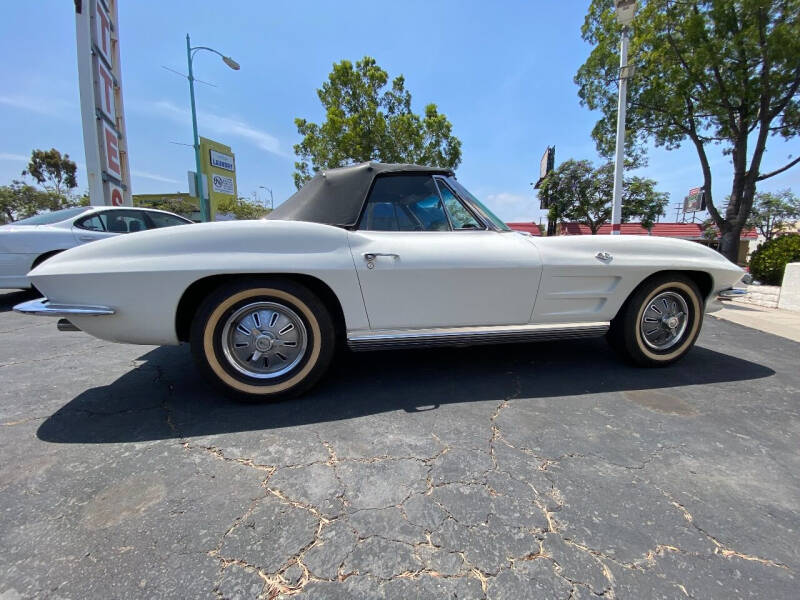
[
  {"x1": 186, "y1": 34, "x2": 207, "y2": 222},
  {"x1": 184, "y1": 34, "x2": 240, "y2": 223},
  {"x1": 260, "y1": 186, "x2": 274, "y2": 210},
  {"x1": 610, "y1": 1, "x2": 637, "y2": 235}
]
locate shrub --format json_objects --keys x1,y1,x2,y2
[{"x1": 748, "y1": 233, "x2": 800, "y2": 285}]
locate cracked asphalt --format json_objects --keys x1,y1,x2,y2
[{"x1": 1, "y1": 288, "x2": 799, "y2": 599}]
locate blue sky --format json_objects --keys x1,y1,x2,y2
[{"x1": 1, "y1": 1, "x2": 798, "y2": 224}]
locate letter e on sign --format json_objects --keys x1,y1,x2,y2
[
  {"x1": 94, "y1": 1, "x2": 112, "y2": 64},
  {"x1": 102, "y1": 122, "x2": 122, "y2": 179}
]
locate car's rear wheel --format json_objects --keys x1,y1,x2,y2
[
  {"x1": 608, "y1": 274, "x2": 703, "y2": 367},
  {"x1": 190, "y1": 278, "x2": 335, "y2": 402}
]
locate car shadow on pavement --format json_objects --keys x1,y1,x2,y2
[
  {"x1": 37, "y1": 336, "x2": 776, "y2": 444},
  {"x1": 0, "y1": 288, "x2": 37, "y2": 312}
]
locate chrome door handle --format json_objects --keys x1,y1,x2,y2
[
  {"x1": 596, "y1": 251, "x2": 612, "y2": 261},
  {"x1": 79, "y1": 236, "x2": 95, "y2": 242},
  {"x1": 364, "y1": 253, "x2": 399, "y2": 261}
]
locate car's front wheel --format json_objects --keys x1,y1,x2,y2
[
  {"x1": 608, "y1": 274, "x2": 704, "y2": 367},
  {"x1": 190, "y1": 278, "x2": 335, "y2": 402}
]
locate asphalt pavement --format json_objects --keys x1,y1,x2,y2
[{"x1": 1, "y1": 288, "x2": 799, "y2": 599}]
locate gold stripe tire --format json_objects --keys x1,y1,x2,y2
[
  {"x1": 190, "y1": 278, "x2": 335, "y2": 402},
  {"x1": 608, "y1": 274, "x2": 704, "y2": 367}
]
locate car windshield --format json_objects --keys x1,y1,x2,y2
[
  {"x1": 11, "y1": 206, "x2": 92, "y2": 225},
  {"x1": 445, "y1": 177, "x2": 510, "y2": 231}
]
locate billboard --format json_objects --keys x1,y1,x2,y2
[
  {"x1": 534, "y1": 146, "x2": 555, "y2": 191},
  {"x1": 75, "y1": 0, "x2": 131, "y2": 206},
  {"x1": 199, "y1": 137, "x2": 237, "y2": 219},
  {"x1": 684, "y1": 187, "x2": 706, "y2": 213}
]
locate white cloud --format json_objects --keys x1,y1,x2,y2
[
  {"x1": 0, "y1": 153, "x2": 28, "y2": 162},
  {"x1": 131, "y1": 169, "x2": 181, "y2": 184},
  {"x1": 485, "y1": 192, "x2": 529, "y2": 206},
  {"x1": 147, "y1": 100, "x2": 285, "y2": 156},
  {"x1": 0, "y1": 94, "x2": 75, "y2": 118},
  {"x1": 483, "y1": 191, "x2": 541, "y2": 223}
]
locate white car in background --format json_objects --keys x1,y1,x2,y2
[{"x1": 0, "y1": 206, "x2": 192, "y2": 289}]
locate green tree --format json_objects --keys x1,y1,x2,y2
[
  {"x1": 293, "y1": 56, "x2": 462, "y2": 188},
  {"x1": 134, "y1": 195, "x2": 198, "y2": 216},
  {"x1": 701, "y1": 217, "x2": 719, "y2": 242},
  {"x1": 539, "y1": 159, "x2": 668, "y2": 234},
  {"x1": 216, "y1": 196, "x2": 271, "y2": 220},
  {"x1": 22, "y1": 148, "x2": 78, "y2": 196},
  {"x1": 749, "y1": 233, "x2": 800, "y2": 284},
  {"x1": 576, "y1": 0, "x2": 800, "y2": 261},
  {"x1": 746, "y1": 189, "x2": 800, "y2": 240},
  {"x1": 0, "y1": 180, "x2": 75, "y2": 224}
]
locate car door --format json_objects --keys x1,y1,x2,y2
[
  {"x1": 72, "y1": 209, "x2": 150, "y2": 245},
  {"x1": 347, "y1": 174, "x2": 542, "y2": 330},
  {"x1": 71, "y1": 211, "x2": 116, "y2": 244}
]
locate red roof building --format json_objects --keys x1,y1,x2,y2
[{"x1": 506, "y1": 222, "x2": 542, "y2": 236}]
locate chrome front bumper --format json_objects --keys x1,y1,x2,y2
[
  {"x1": 717, "y1": 288, "x2": 748, "y2": 300},
  {"x1": 706, "y1": 287, "x2": 748, "y2": 313},
  {"x1": 13, "y1": 297, "x2": 115, "y2": 317}
]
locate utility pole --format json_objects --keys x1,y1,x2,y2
[
  {"x1": 184, "y1": 34, "x2": 240, "y2": 222},
  {"x1": 610, "y1": 1, "x2": 637, "y2": 235}
]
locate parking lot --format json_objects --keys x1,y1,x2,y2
[{"x1": 1, "y1": 288, "x2": 798, "y2": 599}]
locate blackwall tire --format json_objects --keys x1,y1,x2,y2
[
  {"x1": 608, "y1": 274, "x2": 704, "y2": 367},
  {"x1": 190, "y1": 278, "x2": 335, "y2": 402}
]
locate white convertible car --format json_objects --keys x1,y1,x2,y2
[
  {"x1": 0, "y1": 205, "x2": 192, "y2": 289},
  {"x1": 15, "y1": 163, "x2": 745, "y2": 401}
]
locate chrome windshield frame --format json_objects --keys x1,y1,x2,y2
[{"x1": 441, "y1": 176, "x2": 511, "y2": 232}]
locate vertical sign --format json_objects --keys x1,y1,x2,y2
[
  {"x1": 75, "y1": 0, "x2": 132, "y2": 206},
  {"x1": 199, "y1": 137, "x2": 237, "y2": 219}
]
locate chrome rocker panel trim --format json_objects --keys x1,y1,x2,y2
[
  {"x1": 347, "y1": 322, "x2": 610, "y2": 351},
  {"x1": 13, "y1": 297, "x2": 115, "y2": 317}
]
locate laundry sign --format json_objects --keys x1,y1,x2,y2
[
  {"x1": 199, "y1": 137, "x2": 237, "y2": 219},
  {"x1": 209, "y1": 149, "x2": 235, "y2": 172}
]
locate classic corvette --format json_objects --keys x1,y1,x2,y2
[
  {"x1": 0, "y1": 205, "x2": 192, "y2": 289},
  {"x1": 15, "y1": 163, "x2": 745, "y2": 401}
]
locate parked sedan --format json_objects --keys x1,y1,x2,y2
[
  {"x1": 0, "y1": 206, "x2": 192, "y2": 289},
  {"x1": 15, "y1": 163, "x2": 745, "y2": 402}
]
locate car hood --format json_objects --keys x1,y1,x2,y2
[{"x1": 533, "y1": 233, "x2": 739, "y2": 263}]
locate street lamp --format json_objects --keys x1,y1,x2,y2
[
  {"x1": 186, "y1": 33, "x2": 240, "y2": 222},
  {"x1": 259, "y1": 186, "x2": 274, "y2": 210},
  {"x1": 610, "y1": 0, "x2": 637, "y2": 234}
]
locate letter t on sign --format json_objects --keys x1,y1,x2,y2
[{"x1": 96, "y1": 60, "x2": 115, "y2": 120}]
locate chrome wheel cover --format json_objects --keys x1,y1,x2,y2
[
  {"x1": 220, "y1": 301, "x2": 308, "y2": 379},
  {"x1": 640, "y1": 291, "x2": 689, "y2": 351}
]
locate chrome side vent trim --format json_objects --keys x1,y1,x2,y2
[
  {"x1": 14, "y1": 298, "x2": 115, "y2": 316},
  {"x1": 347, "y1": 322, "x2": 609, "y2": 351}
]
